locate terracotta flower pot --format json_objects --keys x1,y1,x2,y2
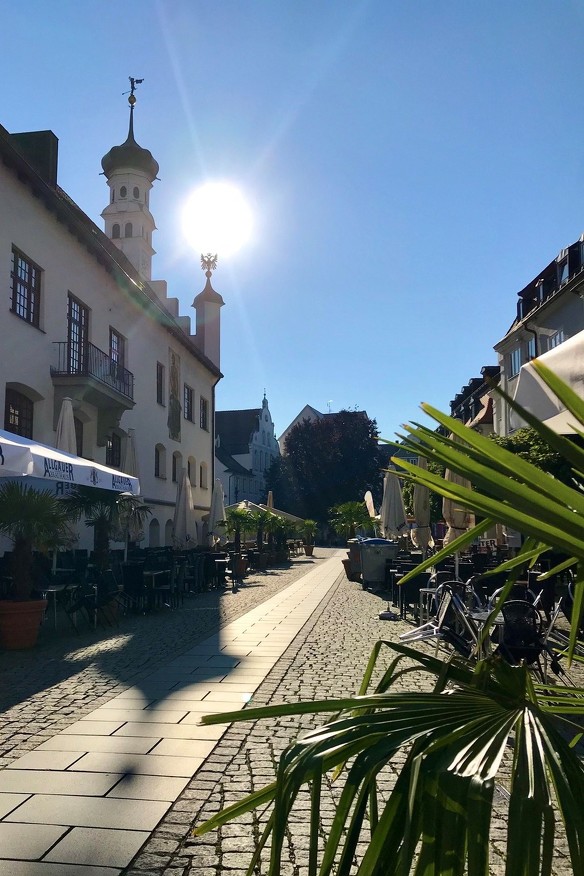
[{"x1": 0, "y1": 599, "x2": 47, "y2": 650}]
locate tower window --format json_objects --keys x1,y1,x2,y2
[
  {"x1": 125, "y1": 222, "x2": 133, "y2": 238},
  {"x1": 120, "y1": 186, "x2": 127, "y2": 198},
  {"x1": 112, "y1": 224, "x2": 120, "y2": 239},
  {"x1": 133, "y1": 186, "x2": 140, "y2": 199}
]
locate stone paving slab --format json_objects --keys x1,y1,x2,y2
[{"x1": 0, "y1": 551, "x2": 341, "y2": 872}]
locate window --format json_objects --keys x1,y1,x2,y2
[
  {"x1": 109, "y1": 328, "x2": 126, "y2": 372},
  {"x1": 200, "y1": 396, "x2": 209, "y2": 430},
  {"x1": 527, "y1": 335, "x2": 537, "y2": 360},
  {"x1": 67, "y1": 294, "x2": 89, "y2": 374},
  {"x1": 112, "y1": 223, "x2": 120, "y2": 239},
  {"x1": 106, "y1": 433, "x2": 121, "y2": 467},
  {"x1": 4, "y1": 388, "x2": 33, "y2": 438},
  {"x1": 11, "y1": 247, "x2": 41, "y2": 327},
  {"x1": 133, "y1": 186, "x2": 139, "y2": 199},
  {"x1": 183, "y1": 385, "x2": 194, "y2": 421},
  {"x1": 172, "y1": 451, "x2": 182, "y2": 483},
  {"x1": 156, "y1": 362, "x2": 165, "y2": 405},
  {"x1": 508, "y1": 347, "x2": 522, "y2": 378},
  {"x1": 74, "y1": 417, "x2": 83, "y2": 457},
  {"x1": 155, "y1": 443, "x2": 166, "y2": 478},
  {"x1": 120, "y1": 186, "x2": 127, "y2": 198},
  {"x1": 558, "y1": 259, "x2": 569, "y2": 285},
  {"x1": 199, "y1": 462, "x2": 208, "y2": 489},
  {"x1": 547, "y1": 329, "x2": 565, "y2": 350},
  {"x1": 125, "y1": 222, "x2": 133, "y2": 238},
  {"x1": 188, "y1": 456, "x2": 196, "y2": 486}
]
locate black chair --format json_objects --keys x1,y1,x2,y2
[{"x1": 495, "y1": 600, "x2": 544, "y2": 675}]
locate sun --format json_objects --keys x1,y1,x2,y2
[{"x1": 182, "y1": 182, "x2": 253, "y2": 258}]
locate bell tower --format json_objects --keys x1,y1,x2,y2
[{"x1": 101, "y1": 78, "x2": 159, "y2": 280}]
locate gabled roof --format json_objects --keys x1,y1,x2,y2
[{"x1": 216, "y1": 409, "x2": 261, "y2": 455}]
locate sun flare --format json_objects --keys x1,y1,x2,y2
[{"x1": 182, "y1": 182, "x2": 253, "y2": 258}]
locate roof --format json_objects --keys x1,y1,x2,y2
[
  {"x1": 101, "y1": 106, "x2": 159, "y2": 181},
  {"x1": 216, "y1": 409, "x2": 261, "y2": 455},
  {"x1": 215, "y1": 445, "x2": 251, "y2": 476},
  {"x1": 0, "y1": 121, "x2": 221, "y2": 379}
]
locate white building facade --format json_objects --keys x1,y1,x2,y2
[
  {"x1": 0, "y1": 101, "x2": 223, "y2": 547},
  {"x1": 215, "y1": 395, "x2": 280, "y2": 505}
]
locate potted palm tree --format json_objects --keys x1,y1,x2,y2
[
  {"x1": 224, "y1": 507, "x2": 253, "y2": 576},
  {"x1": 0, "y1": 481, "x2": 77, "y2": 649},
  {"x1": 301, "y1": 519, "x2": 318, "y2": 556}
]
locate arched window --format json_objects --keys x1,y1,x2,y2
[
  {"x1": 172, "y1": 451, "x2": 182, "y2": 483},
  {"x1": 120, "y1": 185, "x2": 127, "y2": 199},
  {"x1": 155, "y1": 443, "x2": 166, "y2": 478},
  {"x1": 133, "y1": 186, "x2": 140, "y2": 199},
  {"x1": 148, "y1": 518, "x2": 160, "y2": 548},
  {"x1": 199, "y1": 462, "x2": 208, "y2": 489},
  {"x1": 188, "y1": 456, "x2": 196, "y2": 486},
  {"x1": 4, "y1": 388, "x2": 34, "y2": 438},
  {"x1": 112, "y1": 224, "x2": 120, "y2": 239},
  {"x1": 164, "y1": 519, "x2": 173, "y2": 546},
  {"x1": 110, "y1": 189, "x2": 114, "y2": 203},
  {"x1": 124, "y1": 222, "x2": 133, "y2": 238}
]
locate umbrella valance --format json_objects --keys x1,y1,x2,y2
[{"x1": 0, "y1": 429, "x2": 140, "y2": 494}]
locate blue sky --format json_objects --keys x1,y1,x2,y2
[{"x1": 3, "y1": 1, "x2": 584, "y2": 442}]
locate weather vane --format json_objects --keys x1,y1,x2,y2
[
  {"x1": 123, "y1": 76, "x2": 144, "y2": 106},
  {"x1": 201, "y1": 254, "x2": 218, "y2": 277}
]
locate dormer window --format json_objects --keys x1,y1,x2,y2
[
  {"x1": 558, "y1": 259, "x2": 569, "y2": 285},
  {"x1": 120, "y1": 185, "x2": 127, "y2": 199}
]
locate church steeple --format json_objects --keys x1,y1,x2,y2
[{"x1": 101, "y1": 78, "x2": 158, "y2": 280}]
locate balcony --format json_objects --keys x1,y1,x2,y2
[{"x1": 51, "y1": 342, "x2": 135, "y2": 445}]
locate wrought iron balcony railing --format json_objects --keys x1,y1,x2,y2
[{"x1": 51, "y1": 341, "x2": 134, "y2": 401}]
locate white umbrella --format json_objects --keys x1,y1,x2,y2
[
  {"x1": 208, "y1": 478, "x2": 227, "y2": 546},
  {"x1": 442, "y1": 436, "x2": 475, "y2": 578},
  {"x1": 55, "y1": 397, "x2": 77, "y2": 455},
  {"x1": 364, "y1": 490, "x2": 376, "y2": 520},
  {"x1": 379, "y1": 467, "x2": 407, "y2": 540},
  {"x1": 122, "y1": 428, "x2": 139, "y2": 479},
  {"x1": 411, "y1": 456, "x2": 434, "y2": 556},
  {"x1": 172, "y1": 467, "x2": 197, "y2": 547}
]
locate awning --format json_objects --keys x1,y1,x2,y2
[
  {"x1": 510, "y1": 329, "x2": 584, "y2": 434},
  {"x1": 0, "y1": 429, "x2": 140, "y2": 494}
]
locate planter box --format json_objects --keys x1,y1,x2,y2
[{"x1": 0, "y1": 599, "x2": 47, "y2": 650}]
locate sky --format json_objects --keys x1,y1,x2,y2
[{"x1": 3, "y1": 1, "x2": 584, "y2": 443}]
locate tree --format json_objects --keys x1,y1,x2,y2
[
  {"x1": 491, "y1": 427, "x2": 576, "y2": 485},
  {"x1": 63, "y1": 487, "x2": 151, "y2": 571},
  {"x1": 268, "y1": 411, "x2": 381, "y2": 523},
  {"x1": 329, "y1": 502, "x2": 372, "y2": 540}
]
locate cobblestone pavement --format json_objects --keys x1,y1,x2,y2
[
  {"x1": 121, "y1": 563, "x2": 577, "y2": 876},
  {"x1": 0, "y1": 552, "x2": 330, "y2": 768},
  {"x1": 1, "y1": 550, "x2": 579, "y2": 875}
]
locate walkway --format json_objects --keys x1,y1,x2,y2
[{"x1": 0, "y1": 553, "x2": 344, "y2": 874}]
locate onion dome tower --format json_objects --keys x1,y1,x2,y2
[{"x1": 101, "y1": 78, "x2": 159, "y2": 280}]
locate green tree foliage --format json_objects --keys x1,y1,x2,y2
[
  {"x1": 401, "y1": 459, "x2": 445, "y2": 522},
  {"x1": 491, "y1": 427, "x2": 577, "y2": 485},
  {"x1": 267, "y1": 411, "x2": 381, "y2": 523},
  {"x1": 329, "y1": 502, "x2": 372, "y2": 539}
]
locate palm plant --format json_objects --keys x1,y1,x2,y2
[
  {"x1": 63, "y1": 487, "x2": 151, "y2": 571},
  {"x1": 329, "y1": 501, "x2": 371, "y2": 540},
  {"x1": 224, "y1": 507, "x2": 254, "y2": 554},
  {"x1": 0, "y1": 481, "x2": 77, "y2": 600},
  {"x1": 193, "y1": 365, "x2": 584, "y2": 876},
  {"x1": 302, "y1": 518, "x2": 318, "y2": 546}
]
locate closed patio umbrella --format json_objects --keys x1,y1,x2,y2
[
  {"x1": 380, "y1": 467, "x2": 407, "y2": 540},
  {"x1": 55, "y1": 397, "x2": 77, "y2": 455},
  {"x1": 442, "y1": 436, "x2": 475, "y2": 577},
  {"x1": 411, "y1": 456, "x2": 434, "y2": 557},
  {"x1": 172, "y1": 467, "x2": 197, "y2": 547},
  {"x1": 208, "y1": 478, "x2": 227, "y2": 546},
  {"x1": 121, "y1": 428, "x2": 139, "y2": 479}
]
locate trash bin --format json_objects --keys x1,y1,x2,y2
[
  {"x1": 347, "y1": 538, "x2": 362, "y2": 582},
  {"x1": 359, "y1": 538, "x2": 398, "y2": 589}
]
